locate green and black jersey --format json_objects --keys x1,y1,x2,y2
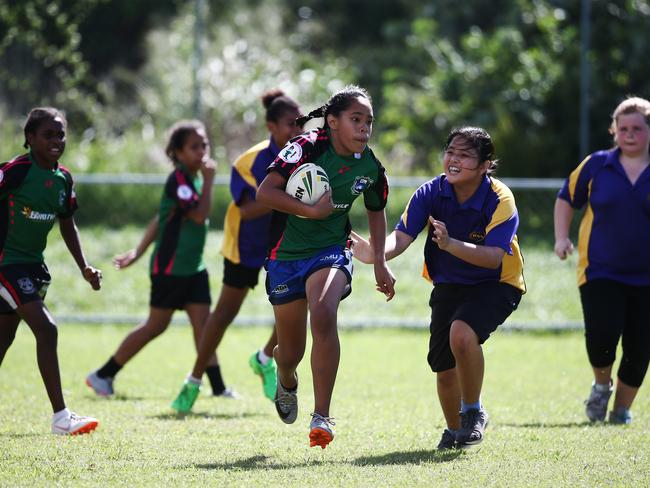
[
  {"x1": 0, "y1": 152, "x2": 77, "y2": 265},
  {"x1": 150, "y1": 164, "x2": 208, "y2": 276},
  {"x1": 267, "y1": 128, "x2": 389, "y2": 260}
]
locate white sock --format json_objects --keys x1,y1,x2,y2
[
  {"x1": 594, "y1": 381, "x2": 611, "y2": 392},
  {"x1": 186, "y1": 374, "x2": 202, "y2": 385},
  {"x1": 52, "y1": 408, "x2": 71, "y2": 422},
  {"x1": 258, "y1": 349, "x2": 271, "y2": 366}
]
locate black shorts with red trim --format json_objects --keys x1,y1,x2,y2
[{"x1": 0, "y1": 263, "x2": 52, "y2": 314}]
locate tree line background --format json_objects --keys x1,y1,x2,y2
[{"x1": 1, "y1": 0, "x2": 649, "y2": 230}]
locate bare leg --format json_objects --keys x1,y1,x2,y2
[
  {"x1": 0, "y1": 313, "x2": 21, "y2": 365},
  {"x1": 449, "y1": 320, "x2": 484, "y2": 405},
  {"x1": 262, "y1": 325, "x2": 278, "y2": 358},
  {"x1": 112, "y1": 307, "x2": 175, "y2": 366},
  {"x1": 190, "y1": 285, "x2": 248, "y2": 378},
  {"x1": 185, "y1": 303, "x2": 216, "y2": 368},
  {"x1": 436, "y1": 368, "x2": 461, "y2": 430},
  {"x1": 306, "y1": 268, "x2": 348, "y2": 417},
  {"x1": 592, "y1": 365, "x2": 613, "y2": 385},
  {"x1": 272, "y1": 299, "x2": 308, "y2": 390},
  {"x1": 612, "y1": 379, "x2": 639, "y2": 410},
  {"x1": 17, "y1": 301, "x2": 65, "y2": 412}
]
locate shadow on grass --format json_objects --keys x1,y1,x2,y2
[
  {"x1": 151, "y1": 411, "x2": 265, "y2": 421},
  {"x1": 195, "y1": 455, "x2": 330, "y2": 471},
  {"x1": 500, "y1": 421, "x2": 593, "y2": 428},
  {"x1": 0, "y1": 432, "x2": 44, "y2": 439},
  {"x1": 353, "y1": 448, "x2": 463, "y2": 466}
]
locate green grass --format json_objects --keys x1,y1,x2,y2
[
  {"x1": 1, "y1": 326, "x2": 648, "y2": 486},
  {"x1": 42, "y1": 227, "x2": 582, "y2": 327}
]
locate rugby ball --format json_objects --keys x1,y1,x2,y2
[{"x1": 285, "y1": 163, "x2": 330, "y2": 205}]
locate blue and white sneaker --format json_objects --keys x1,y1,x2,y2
[
  {"x1": 609, "y1": 407, "x2": 632, "y2": 425},
  {"x1": 585, "y1": 381, "x2": 613, "y2": 422},
  {"x1": 85, "y1": 371, "x2": 114, "y2": 397},
  {"x1": 456, "y1": 408, "x2": 489, "y2": 447}
]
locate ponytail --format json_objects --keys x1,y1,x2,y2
[{"x1": 296, "y1": 85, "x2": 371, "y2": 129}]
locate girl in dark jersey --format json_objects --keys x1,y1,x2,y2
[
  {"x1": 86, "y1": 120, "x2": 221, "y2": 397},
  {"x1": 555, "y1": 96, "x2": 650, "y2": 425},
  {"x1": 256, "y1": 85, "x2": 395, "y2": 449},
  {"x1": 0, "y1": 107, "x2": 102, "y2": 435},
  {"x1": 171, "y1": 90, "x2": 302, "y2": 412}
]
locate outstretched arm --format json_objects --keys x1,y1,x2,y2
[
  {"x1": 553, "y1": 198, "x2": 574, "y2": 260},
  {"x1": 350, "y1": 229, "x2": 414, "y2": 264},
  {"x1": 59, "y1": 217, "x2": 102, "y2": 290},
  {"x1": 429, "y1": 217, "x2": 505, "y2": 269},
  {"x1": 113, "y1": 215, "x2": 159, "y2": 269}
]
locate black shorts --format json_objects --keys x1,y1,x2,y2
[
  {"x1": 0, "y1": 263, "x2": 52, "y2": 314},
  {"x1": 427, "y1": 282, "x2": 521, "y2": 372},
  {"x1": 223, "y1": 258, "x2": 261, "y2": 289},
  {"x1": 150, "y1": 269, "x2": 211, "y2": 310}
]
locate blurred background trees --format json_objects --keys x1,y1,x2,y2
[{"x1": 2, "y1": 0, "x2": 650, "y2": 177}]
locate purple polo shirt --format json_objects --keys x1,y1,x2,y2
[
  {"x1": 558, "y1": 148, "x2": 650, "y2": 286},
  {"x1": 396, "y1": 174, "x2": 525, "y2": 292}
]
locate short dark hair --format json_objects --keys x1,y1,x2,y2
[
  {"x1": 165, "y1": 120, "x2": 206, "y2": 163},
  {"x1": 261, "y1": 88, "x2": 300, "y2": 122},
  {"x1": 296, "y1": 84, "x2": 371, "y2": 128},
  {"x1": 23, "y1": 107, "x2": 67, "y2": 149},
  {"x1": 445, "y1": 126, "x2": 499, "y2": 173}
]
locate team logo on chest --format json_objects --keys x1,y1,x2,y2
[
  {"x1": 58, "y1": 190, "x2": 66, "y2": 206},
  {"x1": 469, "y1": 231, "x2": 485, "y2": 242},
  {"x1": 350, "y1": 175, "x2": 374, "y2": 195},
  {"x1": 17, "y1": 277, "x2": 36, "y2": 294}
]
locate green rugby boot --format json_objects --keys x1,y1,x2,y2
[
  {"x1": 171, "y1": 381, "x2": 200, "y2": 413},
  {"x1": 249, "y1": 351, "x2": 277, "y2": 401}
]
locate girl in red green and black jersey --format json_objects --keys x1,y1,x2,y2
[
  {"x1": 256, "y1": 85, "x2": 396, "y2": 449},
  {"x1": 0, "y1": 107, "x2": 102, "y2": 435},
  {"x1": 86, "y1": 120, "x2": 222, "y2": 398}
]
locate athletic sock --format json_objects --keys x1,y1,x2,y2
[
  {"x1": 52, "y1": 408, "x2": 71, "y2": 421},
  {"x1": 97, "y1": 356, "x2": 122, "y2": 378},
  {"x1": 186, "y1": 375, "x2": 202, "y2": 385},
  {"x1": 257, "y1": 348, "x2": 271, "y2": 366},
  {"x1": 594, "y1": 381, "x2": 611, "y2": 392},
  {"x1": 461, "y1": 400, "x2": 481, "y2": 413},
  {"x1": 205, "y1": 365, "x2": 226, "y2": 395}
]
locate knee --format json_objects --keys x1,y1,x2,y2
[
  {"x1": 34, "y1": 320, "x2": 58, "y2": 346},
  {"x1": 449, "y1": 322, "x2": 478, "y2": 356},
  {"x1": 309, "y1": 303, "x2": 337, "y2": 339},
  {"x1": 437, "y1": 368, "x2": 457, "y2": 389},
  {"x1": 145, "y1": 321, "x2": 169, "y2": 339}
]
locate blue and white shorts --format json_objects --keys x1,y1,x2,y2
[{"x1": 265, "y1": 245, "x2": 353, "y2": 305}]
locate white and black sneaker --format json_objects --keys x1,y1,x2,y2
[
  {"x1": 456, "y1": 408, "x2": 489, "y2": 447},
  {"x1": 274, "y1": 373, "x2": 298, "y2": 424}
]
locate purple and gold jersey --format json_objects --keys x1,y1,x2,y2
[
  {"x1": 221, "y1": 137, "x2": 279, "y2": 268},
  {"x1": 396, "y1": 174, "x2": 525, "y2": 292},
  {"x1": 558, "y1": 148, "x2": 650, "y2": 286},
  {"x1": 0, "y1": 152, "x2": 77, "y2": 265},
  {"x1": 150, "y1": 164, "x2": 207, "y2": 276},
  {"x1": 267, "y1": 129, "x2": 388, "y2": 260}
]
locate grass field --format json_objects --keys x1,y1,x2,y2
[
  {"x1": 41, "y1": 227, "x2": 583, "y2": 328},
  {"x1": 1, "y1": 325, "x2": 648, "y2": 487}
]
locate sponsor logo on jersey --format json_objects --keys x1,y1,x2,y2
[
  {"x1": 469, "y1": 231, "x2": 485, "y2": 242},
  {"x1": 272, "y1": 284, "x2": 289, "y2": 295},
  {"x1": 58, "y1": 190, "x2": 66, "y2": 206},
  {"x1": 21, "y1": 207, "x2": 56, "y2": 222},
  {"x1": 332, "y1": 203, "x2": 350, "y2": 210},
  {"x1": 280, "y1": 142, "x2": 302, "y2": 164},
  {"x1": 351, "y1": 175, "x2": 374, "y2": 195},
  {"x1": 17, "y1": 277, "x2": 36, "y2": 294},
  {"x1": 177, "y1": 184, "x2": 194, "y2": 201}
]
